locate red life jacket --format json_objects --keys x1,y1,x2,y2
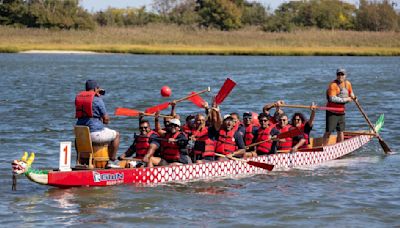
[
  {"x1": 292, "y1": 124, "x2": 310, "y2": 149},
  {"x1": 256, "y1": 126, "x2": 273, "y2": 154},
  {"x1": 75, "y1": 91, "x2": 95, "y2": 118},
  {"x1": 215, "y1": 129, "x2": 237, "y2": 155},
  {"x1": 192, "y1": 127, "x2": 216, "y2": 158},
  {"x1": 161, "y1": 132, "x2": 181, "y2": 161},
  {"x1": 326, "y1": 80, "x2": 351, "y2": 114},
  {"x1": 135, "y1": 130, "x2": 158, "y2": 159},
  {"x1": 277, "y1": 124, "x2": 293, "y2": 150},
  {"x1": 202, "y1": 139, "x2": 216, "y2": 157},
  {"x1": 244, "y1": 124, "x2": 255, "y2": 146},
  {"x1": 182, "y1": 124, "x2": 193, "y2": 135}
]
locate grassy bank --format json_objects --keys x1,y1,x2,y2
[{"x1": 1, "y1": 25, "x2": 400, "y2": 56}]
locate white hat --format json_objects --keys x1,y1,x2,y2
[
  {"x1": 169, "y1": 118, "x2": 181, "y2": 127},
  {"x1": 223, "y1": 114, "x2": 232, "y2": 120}
]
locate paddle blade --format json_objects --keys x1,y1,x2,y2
[
  {"x1": 188, "y1": 92, "x2": 205, "y2": 108},
  {"x1": 378, "y1": 138, "x2": 391, "y2": 153},
  {"x1": 318, "y1": 106, "x2": 345, "y2": 112},
  {"x1": 277, "y1": 127, "x2": 303, "y2": 139},
  {"x1": 145, "y1": 102, "x2": 170, "y2": 114},
  {"x1": 215, "y1": 78, "x2": 236, "y2": 105},
  {"x1": 247, "y1": 161, "x2": 274, "y2": 171},
  {"x1": 115, "y1": 107, "x2": 140, "y2": 117}
]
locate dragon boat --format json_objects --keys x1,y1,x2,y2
[{"x1": 11, "y1": 115, "x2": 384, "y2": 188}]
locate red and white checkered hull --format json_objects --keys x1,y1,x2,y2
[{"x1": 25, "y1": 134, "x2": 373, "y2": 187}]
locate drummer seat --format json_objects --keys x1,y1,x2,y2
[{"x1": 74, "y1": 126, "x2": 109, "y2": 169}]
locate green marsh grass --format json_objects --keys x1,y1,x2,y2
[{"x1": 1, "y1": 25, "x2": 399, "y2": 55}]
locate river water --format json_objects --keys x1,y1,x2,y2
[{"x1": 0, "y1": 54, "x2": 399, "y2": 227}]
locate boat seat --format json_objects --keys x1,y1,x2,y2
[
  {"x1": 310, "y1": 135, "x2": 337, "y2": 147},
  {"x1": 74, "y1": 126, "x2": 109, "y2": 169}
]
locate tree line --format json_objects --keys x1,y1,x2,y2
[{"x1": 0, "y1": 0, "x2": 399, "y2": 32}]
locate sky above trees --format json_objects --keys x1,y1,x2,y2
[{"x1": 79, "y1": 0, "x2": 359, "y2": 12}]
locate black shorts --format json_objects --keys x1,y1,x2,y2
[{"x1": 326, "y1": 111, "x2": 345, "y2": 132}]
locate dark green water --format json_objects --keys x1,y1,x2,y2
[{"x1": 1, "y1": 54, "x2": 399, "y2": 226}]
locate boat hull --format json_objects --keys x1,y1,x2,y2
[{"x1": 25, "y1": 134, "x2": 373, "y2": 187}]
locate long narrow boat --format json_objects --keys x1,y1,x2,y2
[{"x1": 12, "y1": 115, "x2": 384, "y2": 188}]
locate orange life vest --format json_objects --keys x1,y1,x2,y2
[
  {"x1": 326, "y1": 80, "x2": 352, "y2": 114},
  {"x1": 215, "y1": 129, "x2": 237, "y2": 155},
  {"x1": 135, "y1": 130, "x2": 158, "y2": 159},
  {"x1": 161, "y1": 132, "x2": 181, "y2": 161},
  {"x1": 277, "y1": 125, "x2": 293, "y2": 150},
  {"x1": 256, "y1": 126, "x2": 274, "y2": 154},
  {"x1": 75, "y1": 91, "x2": 95, "y2": 118}
]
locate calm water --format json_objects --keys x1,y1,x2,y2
[{"x1": 0, "y1": 54, "x2": 399, "y2": 227}]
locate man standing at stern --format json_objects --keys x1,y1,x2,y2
[{"x1": 323, "y1": 68, "x2": 356, "y2": 145}]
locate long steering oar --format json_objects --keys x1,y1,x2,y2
[
  {"x1": 215, "y1": 153, "x2": 274, "y2": 171},
  {"x1": 215, "y1": 78, "x2": 236, "y2": 105},
  {"x1": 280, "y1": 104, "x2": 344, "y2": 113},
  {"x1": 115, "y1": 107, "x2": 172, "y2": 118},
  {"x1": 145, "y1": 87, "x2": 211, "y2": 114},
  {"x1": 353, "y1": 99, "x2": 391, "y2": 153},
  {"x1": 246, "y1": 127, "x2": 303, "y2": 150}
]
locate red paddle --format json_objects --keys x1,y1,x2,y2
[
  {"x1": 145, "y1": 87, "x2": 211, "y2": 114},
  {"x1": 115, "y1": 107, "x2": 171, "y2": 118},
  {"x1": 144, "y1": 102, "x2": 170, "y2": 114},
  {"x1": 188, "y1": 92, "x2": 206, "y2": 108},
  {"x1": 215, "y1": 78, "x2": 236, "y2": 105},
  {"x1": 215, "y1": 153, "x2": 274, "y2": 171}
]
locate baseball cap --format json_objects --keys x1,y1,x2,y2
[
  {"x1": 85, "y1": 80, "x2": 99, "y2": 91},
  {"x1": 336, "y1": 68, "x2": 346, "y2": 75},
  {"x1": 169, "y1": 118, "x2": 181, "y2": 127},
  {"x1": 243, "y1": 112, "x2": 252, "y2": 118}
]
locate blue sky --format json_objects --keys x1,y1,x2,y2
[{"x1": 80, "y1": 0, "x2": 360, "y2": 12}]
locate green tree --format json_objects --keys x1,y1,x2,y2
[
  {"x1": 241, "y1": 1, "x2": 268, "y2": 26},
  {"x1": 356, "y1": 0, "x2": 398, "y2": 31},
  {"x1": 196, "y1": 0, "x2": 242, "y2": 30}
]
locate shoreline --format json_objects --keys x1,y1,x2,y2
[
  {"x1": 9, "y1": 47, "x2": 399, "y2": 56},
  {"x1": 20, "y1": 50, "x2": 98, "y2": 54}
]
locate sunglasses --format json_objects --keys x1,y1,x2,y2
[
  {"x1": 337, "y1": 73, "x2": 345, "y2": 76},
  {"x1": 279, "y1": 119, "x2": 288, "y2": 122},
  {"x1": 294, "y1": 118, "x2": 302, "y2": 121},
  {"x1": 260, "y1": 119, "x2": 269, "y2": 122},
  {"x1": 139, "y1": 126, "x2": 149, "y2": 130}
]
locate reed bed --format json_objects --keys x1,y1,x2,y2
[{"x1": 1, "y1": 25, "x2": 399, "y2": 55}]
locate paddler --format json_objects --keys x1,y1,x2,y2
[
  {"x1": 144, "y1": 118, "x2": 192, "y2": 167},
  {"x1": 75, "y1": 80, "x2": 120, "y2": 168},
  {"x1": 322, "y1": 68, "x2": 356, "y2": 145},
  {"x1": 213, "y1": 114, "x2": 246, "y2": 160},
  {"x1": 254, "y1": 113, "x2": 280, "y2": 155},
  {"x1": 118, "y1": 119, "x2": 159, "y2": 167},
  {"x1": 289, "y1": 104, "x2": 316, "y2": 152},
  {"x1": 242, "y1": 112, "x2": 259, "y2": 157},
  {"x1": 275, "y1": 114, "x2": 293, "y2": 151}
]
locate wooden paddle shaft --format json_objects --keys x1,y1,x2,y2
[
  {"x1": 343, "y1": 131, "x2": 376, "y2": 136},
  {"x1": 174, "y1": 87, "x2": 211, "y2": 103},
  {"x1": 143, "y1": 113, "x2": 172, "y2": 118},
  {"x1": 353, "y1": 100, "x2": 380, "y2": 136},
  {"x1": 280, "y1": 104, "x2": 314, "y2": 109}
]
